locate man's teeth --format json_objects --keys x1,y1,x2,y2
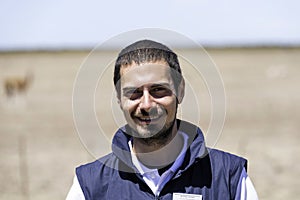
[{"x1": 138, "y1": 116, "x2": 159, "y2": 121}]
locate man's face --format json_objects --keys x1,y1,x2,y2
[{"x1": 118, "y1": 61, "x2": 182, "y2": 139}]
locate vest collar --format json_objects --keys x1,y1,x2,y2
[{"x1": 111, "y1": 120, "x2": 207, "y2": 172}]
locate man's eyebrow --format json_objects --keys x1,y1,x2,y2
[
  {"x1": 122, "y1": 83, "x2": 171, "y2": 92},
  {"x1": 150, "y1": 83, "x2": 171, "y2": 88},
  {"x1": 122, "y1": 83, "x2": 170, "y2": 91},
  {"x1": 122, "y1": 87, "x2": 139, "y2": 93}
]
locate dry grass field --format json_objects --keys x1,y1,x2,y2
[{"x1": 0, "y1": 48, "x2": 299, "y2": 200}]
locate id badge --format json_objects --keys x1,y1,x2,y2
[{"x1": 173, "y1": 193, "x2": 202, "y2": 200}]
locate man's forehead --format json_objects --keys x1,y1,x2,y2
[
  {"x1": 120, "y1": 62, "x2": 172, "y2": 79},
  {"x1": 120, "y1": 61, "x2": 169, "y2": 75},
  {"x1": 120, "y1": 62, "x2": 173, "y2": 88}
]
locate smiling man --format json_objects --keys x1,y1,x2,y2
[{"x1": 67, "y1": 40, "x2": 258, "y2": 200}]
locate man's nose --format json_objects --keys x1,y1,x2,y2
[{"x1": 139, "y1": 90, "x2": 154, "y2": 112}]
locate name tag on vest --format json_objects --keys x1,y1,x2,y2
[{"x1": 173, "y1": 193, "x2": 202, "y2": 200}]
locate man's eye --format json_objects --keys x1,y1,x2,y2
[
  {"x1": 150, "y1": 87, "x2": 172, "y2": 98},
  {"x1": 124, "y1": 89, "x2": 143, "y2": 100}
]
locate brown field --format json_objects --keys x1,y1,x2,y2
[{"x1": 0, "y1": 48, "x2": 299, "y2": 199}]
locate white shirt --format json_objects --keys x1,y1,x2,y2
[{"x1": 128, "y1": 131, "x2": 189, "y2": 196}]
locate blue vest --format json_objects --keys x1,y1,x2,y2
[{"x1": 76, "y1": 120, "x2": 247, "y2": 200}]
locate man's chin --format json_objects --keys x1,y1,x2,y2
[
  {"x1": 134, "y1": 123, "x2": 174, "y2": 144},
  {"x1": 135, "y1": 127, "x2": 162, "y2": 139}
]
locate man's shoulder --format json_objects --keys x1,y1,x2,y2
[
  {"x1": 207, "y1": 148, "x2": 248, "y2": 171},
  {"x1": 76, "y1": 153, "x2": 116, "y2": 175},
  {"x1": 208, "y1": 148, "x2": 246, "y2": 160},
  {"x1": 75, "y1": 153, "x2": 121, "y2": 198}
]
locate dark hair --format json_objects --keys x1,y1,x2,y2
[{"x1": 114, "y1": 39, "x2": 183, "y2": 97}]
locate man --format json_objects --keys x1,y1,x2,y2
[{"x1": 67, "y1": 40, "x2": 258, "y2": 199}]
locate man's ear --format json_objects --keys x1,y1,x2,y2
[
  {"x1": 177, "y1": 78, "x2": 185, "y2": 104},
  {"x1": 117, "y1": 94, "x2": 123, "y2": 109},
  {"x1": 115, "y1": 88, "x2": 122, "y2": 108}
]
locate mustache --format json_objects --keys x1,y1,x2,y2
[{"x1": 134, "y1": 108, "x2": 165, "y2": 118}]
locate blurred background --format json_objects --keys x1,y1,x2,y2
[{"x1": 1, "y1": 0, "x2": 300, "y2": 199}]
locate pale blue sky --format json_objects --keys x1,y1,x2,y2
[{"x1": 1, "y1": 0, "x2": 299, "y2": 50}]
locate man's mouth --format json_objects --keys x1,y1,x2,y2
[{"x1": 135, "y1": 116, "x2": 161, "y2": 124}]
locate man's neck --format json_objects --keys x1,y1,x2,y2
[{"x1": 132, "y1": 122, "x2": 184, "y2": 168}]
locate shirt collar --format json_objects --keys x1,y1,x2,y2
[{"x1": 129, "y1": 131, "x2": 189, "y2": 175}]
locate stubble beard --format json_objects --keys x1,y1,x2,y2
[
  {"x1": 134, "y1": 118, "x2": 176, "y2": 147},
  {"x1": 127, "y1": 102, "x2": 179, "y2": 148}
]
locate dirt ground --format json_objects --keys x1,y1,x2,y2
[{"x1": 0, "y1": 48, "x2": 299, "y2": 200}]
